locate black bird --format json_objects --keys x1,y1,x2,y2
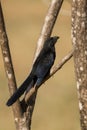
[{"x1": 6, "y1": 36, "x2": 59, "y2": 106}]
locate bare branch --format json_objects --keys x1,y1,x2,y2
[
  {"x1": 34, "y1": 0, "x2": 64, "y2": 62},
  {"x1": 0, "y1": 1, "x2": 22, "y2": 117},
  {"x1": 50, "y1": 50, "x2": 73, "y2": 77},
  {"x1": 0, "y1": 2, "x2": 26, "y2": 130},
  {"x1": 0, "y1": 0, "x2": 66, "y2": 130},
  {"x1": 24, "y1": 0, "x2": 64, "y2": 129},
  {"x1": 25, "y1": 50, "x2": 73, "y2": 101}
]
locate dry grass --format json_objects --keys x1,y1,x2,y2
[{"x1": 0, "y1": 1, "x2": 80, "y2": 130}]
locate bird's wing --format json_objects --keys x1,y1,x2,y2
[
  {"x1": 31, "y1": 37, "x2": 57, "y2": 87},
  {"x1": 35, "y1": 52, "x2": 55, "y2": 86},
  {"x1": 33, "y1": 47, "x2": 48, "y2": 69}
]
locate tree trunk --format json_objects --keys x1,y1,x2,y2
[{"x1": 72, "y1": 0, "x2": 87, "y2": 130}]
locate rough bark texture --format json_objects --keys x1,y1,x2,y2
[{"x1": 72, "y1": 0, "x2": 87, "y2": 130}]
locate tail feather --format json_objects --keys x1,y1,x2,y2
[{"x1": 6, "y1": 74, "x2": 33, "y2": 106}]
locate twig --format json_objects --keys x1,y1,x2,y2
[
  {"x1": 25, "y1": 50, "x2": 73, "y2": 101},
  {"x1": 50, "y1": 50, "x2": 73, "y2": 77}
]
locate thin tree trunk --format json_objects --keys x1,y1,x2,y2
[
  {"x1": 72, "y1": 0, "x2": 87, "y2": 130},
  {"x1": 0, "y1": 2, "x2": 23, "y2": 130}
]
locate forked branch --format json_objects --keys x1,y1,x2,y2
[
  {"x1": 25, "y1": 50, "x2": 73, "y2": 102},
  {"x1": 0, "y1": 1, "x2": 74, "y2": 130}
]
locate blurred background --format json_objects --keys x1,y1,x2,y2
[{"x1": 0, "y1": 0, "x2": 80, "y2": 130}]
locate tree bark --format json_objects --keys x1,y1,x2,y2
[
  {"x1": 0, "y1": 2, "x2": 23, "y2": 130},
  {"x1": 34, "y1": 0, "x2": 64, "y2": 62},
  {"x1": 72, "y1": 0, "x2": 87, "y2": 130}
]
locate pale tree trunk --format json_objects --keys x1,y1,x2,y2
[
  {"x1": 0, "y1": 2, "x2": 23, "y2": 130},
  {"x1": 72, "y1": 0, "x2": 87, "y2": 130}
]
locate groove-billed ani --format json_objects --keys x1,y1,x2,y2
[{"x1": 6, "y1": 36, "x2": 59, "y2": 106}]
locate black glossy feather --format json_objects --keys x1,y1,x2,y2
[{"x1": 6, "y1": 36, "x2": 59, "y2": 106}]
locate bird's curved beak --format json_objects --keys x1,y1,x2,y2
[{"x1": 53, "y1": 36, "x2": 60, "y2": 44}]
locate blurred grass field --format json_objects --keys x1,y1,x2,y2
[{"x1": 0, "y1": 0, "x2": 80, "y2": 130}]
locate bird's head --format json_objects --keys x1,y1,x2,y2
[{"x1": 44, "y1": 36, "x2": 59, "y2": 48}]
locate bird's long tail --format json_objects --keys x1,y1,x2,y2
[{"x1": 6, "y1": 73, "x2": 33, "y2": 106}]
